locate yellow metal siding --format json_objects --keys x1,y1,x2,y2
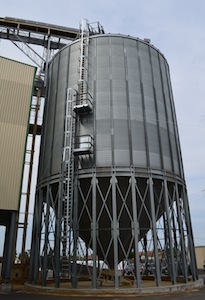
[
  {"x1": 0, "y1": 57, "x2": 36, "y2": 211},
  {"x1": 195, "y1": 246, "x2": 205, "y2": 269}
]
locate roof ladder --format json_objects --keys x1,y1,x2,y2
[
  {"x1": 74, "y1": 19, "x2": 93, "y2": 115},
  {"x1": 76, "y1": 19, "x2": 104, "y2": 115}
]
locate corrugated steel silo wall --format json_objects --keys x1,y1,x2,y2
[
  {"x1": 92, "y1": 36, "x2": 182, "y2": 174},
  {"x1": 31, "y1": 34, "x2": 199, "y2": 284},
  {"x1": 38, "y1": 35, "x2": 183, "y2": 184}
]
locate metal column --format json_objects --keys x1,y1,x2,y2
[
  {"x1": 148, "y1": 177, "x2": 161, "y2": 286},
  {"x1": 2, "y1": 211, "x2": 18, "y2": 287},
  {"x1": 163, "y1": 179, "x2": 176, "y2": 284},
  {"x1": 71, "y1": 175, "x2": 79, "y2": 288},
  {"x1": 42, "y1": 185, "x2": 50, "y2": 286},
  {"x1": 55, "y1": 185, "x2": 62, "y2": 288},
  {"x1": 131, "y1": 174, "x2": 141, "y2": 287},
  {"x1": 175, "y1": 182, "x2": 188, "y2": 282},
  {"x1": 91, "y1": 174, "x2": 97, "y2": 288},
  {"x1": 111, "y1": 173, "x2": 119, "y2": 288},
  {"x1": 29, "y1": 188, "x2": 43, "y2": 284},
  {"x1": 182, "y1": 186, "x2": 198, "y2": 281}
]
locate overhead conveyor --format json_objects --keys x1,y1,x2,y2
[{"x1": 0, "y1": 16, "x2": 79, "y2": 48}]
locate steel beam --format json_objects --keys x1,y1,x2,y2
[
  {"x1": 175, "y1": 183, "x2": 188, "y2": 282},
  {"x1": 91, "y1": 174, "x2": 97, "y2": 288},
  {"x1": 182, "y1": 186, "x2": 198, "y2": 281},
  {"x1": 131, "y1": 174, "x2": 141, "y2": 288},
  {"x1": 72, "y1": 176, "x2": 79, "y2": 288},
  {"x1": 148, "y1": 177, "x2": 161, "y2": 286},
  {"x1": 163, "y1": 179, "x2": 176, "y2": 284},
  {"x1": 111, "y1": 173, "x2": 119, "y2": 288}
]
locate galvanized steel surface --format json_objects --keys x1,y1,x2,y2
[
  {"x1": 38, "y1": 34, "x2": 183, "y2": 185},
  {"x1": 30, "y1": 34, "x2": 198, "y2": 288}
]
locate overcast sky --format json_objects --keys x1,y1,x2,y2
[{"x1": 1, "y1": 0, "x2": 205, "y2": 254}]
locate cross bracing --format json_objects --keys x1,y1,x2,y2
[{"x1": 29, "y1": 171, "x2": 198, "y2": 288}]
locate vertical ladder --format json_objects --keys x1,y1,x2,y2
[
  {"x1": 61, "y1": 88, "x2": 76, "y2": 277},
  {"x1": 60, "y1": 19, "x2": 104, "y2": 280},
  {"x1": 77, "y1": 19, "x2": 104, "y2": 110},
  {"x1": 78, "y1": 19, "x2": 89, "y2": 104}
]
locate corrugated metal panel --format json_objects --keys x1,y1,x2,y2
[
  {"x1": 0, "y1": 57, "x2": 36, "y2": 211},
  {"x1": 38, "y1": 34, "x2": 184, "y2": 183}
]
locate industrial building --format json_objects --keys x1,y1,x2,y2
[
  {"x1": 0, "y1": 17, "x2": 200, "y2": 291},
  {"x1": 0, "y1": 56, "x2": 36, "y2": 284}
]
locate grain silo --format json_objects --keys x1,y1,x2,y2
[{"x1": 29, "y1": 20, "x2": 198, "y2": 289}]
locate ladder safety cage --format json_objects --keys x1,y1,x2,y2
[
  {"x1": 59, "y1": 18, "x2": 103, "y2": 280},
  {"x1": 77, "y1": 19, "x2": 104, "y2": 115},
  {"x1": 60, "y1": 87, "x2": 77, "y2": 278},
  {"x1": 78, "y1": 19, "x2": 89, "y2": 100}
]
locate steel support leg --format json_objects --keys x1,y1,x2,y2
[
  {"x1": 55, "y1": 185, "x2": 62, "y2": 288},
  {"x1": 163, "y1": 179, "x2": 176, "y2": 284},
  {"x1": 2, "y1": 211, "x2": 17, "y2": 285},
  {"x1": 175, "y1": 183, "x2": 188, "y2": 282},
  {"x1": 72, "y1": 176, "x2": 79, "y2": 288},
  {"x1": 29, "y1": 189, "x2": 43, "y2": 284},
  {"x1": 92, "y1": 174, "x2": 97, "y2": 288},
  {"x1": 182, "y1": 186, "x2": 198, "y2": 280},
  {"x1": 148, "y1": 177, "x2": 161, "y2": 286},
  {"x1": 131, "y1": 174, "x2": 141, "y2": 287},
  {"x1": 111, "y1": 173, "x2": 119, "y2": 288},
  {"x1": 42, "y1": 185, "x2": 50, "y2": 286}
]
